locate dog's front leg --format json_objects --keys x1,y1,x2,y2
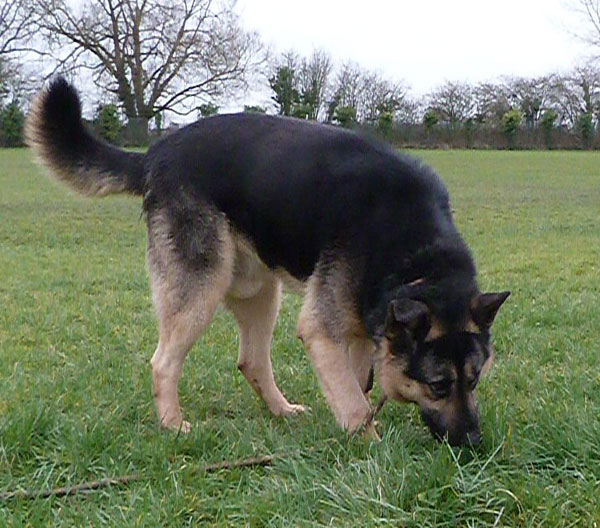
[
  {"x1": 348, "y1": 338, "x2": 376, "y2": 394},
  {"x1": 298, "y1": 324, "x2": 372, "y2": 432}
]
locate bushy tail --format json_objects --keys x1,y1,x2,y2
[{"x1": 25, "y1": 77, "x2": 145, "y2": 197}]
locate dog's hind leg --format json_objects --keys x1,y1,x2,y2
[
  {"x1": 226, "y1": 276, "x2": 305, "y2": 416},
  {"x1": 147, "y1": 210, "x2": 234, "y2": 432}
]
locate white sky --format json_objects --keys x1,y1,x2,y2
[
  {"x1": 61, "y1": 0, "x2": 595, "y2": 120},
  {"x1": 235, "y1": 0, "x2": 591, "y2": 96}
]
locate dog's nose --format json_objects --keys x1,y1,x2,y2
[{"x1": 466, "y1": 429, "x2": 481, "y2": 446}]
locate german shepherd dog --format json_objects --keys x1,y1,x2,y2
[{"x1": 26, "y1": 78, "x2": 509, "y2": 446}]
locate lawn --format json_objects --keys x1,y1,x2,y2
[{"x1": 1, "y1": 148, "x2": 599, "y2": 526}]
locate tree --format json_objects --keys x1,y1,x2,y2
[
  {"x1": 577, "y1": 112, "x2": 595, "y2": 148},
  {"x1": 423, "y1": 109, "x2": 439, "y2": 137},
  {"x1": 333, "y1": 105, "x2": 356, "y2": 128},
  {"x1": 567, "y1": 0, "x2": 600, "y2": 48},
  {"x1": 473, "y1": 82, "x2": 511, "y2": 125},
  {"x1": 94, "y1": 103, "x2": 122, "y2": 144},
  {"x1": 503, "y1": 76, "x2": 553, "y2": 130},
  {"x1": 0, "y1": 0, "x2": 33, "y2": 58},
  {"x1": 243, "y1": 104, "x2": 266, "y2": 113},
  {"x1": 330, "y1": 61, "x2": 363, "y2": 119},
  {"x1": 198, "y1": 102, "x2": 219, "y2": 117},
  {"x1": 269, "y1": 49, "x2": 332, "y2": 120},
  {"x1": 297, "y1": 49, "x2": 332, "y2": 120},
  {"x1": 269, "y1": 52, "x2": 300, "y2": 116},
  {"x1": 0, "y1": 101, "x2": 25, "y2": 146},
  {"x1": 395, "y1": 97, "x2": 422, "y2": 125},
  {"x1": 549, "y1": 64, "x2": 600, "y2": 127},
  {"x1": 154, "y1": 112, "x2": 163, "y2": 135},
  {"x1": 0, "y1": 0, "x2": 34, "y2": 103},
  {"x1": 329, "y1": 62, "x2": 405, "y2": 124},
  {"x1": 360, "y1": 71, "x2": 406, "y2": 123},
  {"x1": 502, "y1": 108, "x2": 523, "y2": 149},
  {"x1": 427, "y1": 81, "x2": 474, "y2": 131},
  {"x1": 540, "y1": 109, "x2": 558, "y2": 149},
  {"x1": 463, "y1": 117, "x2": 476, "y2": 148},
  {"x1": 378, "y1": 111, "x2": 394, "y2": 137},
  {"x1": 28, "y1": 0, "x2": 263, "y2": 141}
]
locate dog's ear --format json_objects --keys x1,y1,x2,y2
[
  {"x1": 385, "y1": 298, "x2": 431, "y2": 342},
  {"x1": 471, "y1": 291, "x2": 510, "y2": 328}
]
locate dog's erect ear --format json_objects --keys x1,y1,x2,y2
[
  {"x1": 471, "y1": 291, "x2": 510, "y2": 328},
  {"x1": 385, "y1": 298, "x2": 431, "y2": 341}
]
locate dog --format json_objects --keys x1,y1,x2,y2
[{"x1": 26, "y1": 78, "x2": 509, "y2": 446}]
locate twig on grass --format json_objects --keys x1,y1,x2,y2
[
  {"x1": 0, "y1": 474, "x2": 141, "y2": 501},
  {"x1": 0, "y1": 453, "x2": 280, "y2": 501},
  {"x1": 2, "y1": 400, "x2": 388, "y2": 502},
  {"x1": 200, "y1": 453, "x2": 277, "y2": 472}
]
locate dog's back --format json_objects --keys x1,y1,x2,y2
[{"x1": 145, "y1": 114, "x2": 461, "y2": 275}]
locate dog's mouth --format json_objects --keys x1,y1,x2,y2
[{"x1": 420, "y1": 409, "x2": 481, "y2": 447}]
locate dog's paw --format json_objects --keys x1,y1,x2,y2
[
  {"x1": 160, "y1": 418, "x2": 192, "y2": 434},
  {"x1": 176, "y1": 420, "x2": 192, "y2": 434},
  {"x1": 277, "y1": 403, "x2": 307, "y2": 416},
  {"x1": 363, "y1": 421, "x2": 381, "y2": 442}
]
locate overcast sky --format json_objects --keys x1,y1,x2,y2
[{"x1": 235, "y1": 0, "x2": 591, "y2": 97}]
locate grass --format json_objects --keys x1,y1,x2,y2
[{"x1": 1, "y1": 148, "x2": 599, "y2": 526}]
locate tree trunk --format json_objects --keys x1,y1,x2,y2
[{"x1": 125, "y1": 116, "x2": 149, "y2": 146}]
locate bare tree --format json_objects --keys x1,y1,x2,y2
[
  {"x1": 297, "y1": 49, "x2": 332, "y2": 120},
  {"x1": 328, "y1": 61, "x2": 363, "y2": 120},
  {"x1": 395, "y1": 96, "x2": 422, "y2": 125},
  {"x1": 502, "y1": 76, "x2": 554, "y2": 129},
  {"x1": 27, "y1": 0, "x2": 263, "y2": 134},
  {"x1": 329, "y1": 62, "x2": 406, "y2": 123},
  {"x1": 0, "y1": 0, "x2": 34, "y2": 57},
  {"x1": 473, "y1": 82, "x2": 511, "y2": 125},
  {"x1": 550, "y1": 63, "x2": 600, "y2": 126},
  {"x1": 360, "y1": 71, "x2": 406, "y2": 123},
  {"x1": 427, "y1": 81, "x2": 474, "y2": 130},
  {"x1": 0, "y1": 0, "x2": 35, "y2": 100},
  {"x1": 567, "y1": 0, "x2": 600, "y2": 49}
]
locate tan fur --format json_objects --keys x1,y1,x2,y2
[
  {"x1": 298, "y1": 276, "x2": 372, "y2": 432},
  {"x1": 25, "y1": 91, "x2": 127, "y2": 197},
  {"x1": 348, "y1": 338, "x2": 375, "y2": 393},
  {"x1": 225, "y1": 274, "x2": 304, "y2": 417},
  {"x1": 149, "y1": 217, "x2": 235, "y2": 431},
  {"x1": 480, "y1": 346, "x2": 494, "y2": 377},
  {"x1": 148, "y1": 221, "x2": 307, "y2": 431},
  {"x1": 375, "y1": 342, "x2": 423, "y2": 403},
  {"x1": 464, "y1": 319, "x2": 481, "y2": 334},
  {"x1": 425, "y1": 317, "x2": 445, "y2": 341},
  {"x1": 26, "y1": 80, "x2": 506, "y2": 443}
]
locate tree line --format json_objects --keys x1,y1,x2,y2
[
  {"x1": 266, "y1": 52, "x2": 600, "y2": 150},
  {"x1": 1, "y1": 0, "x2": 600, "y2": 149}
]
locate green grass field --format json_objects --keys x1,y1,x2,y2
[{"x1": 1, "y1": 148, "x2": 599, "y2": 526}]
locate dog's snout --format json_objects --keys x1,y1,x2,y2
[
  {"x1": 466, "y1": 428, "x2": 481, "y2": 446},
  {"x1": 447, "y1": 427, "x2": 481, "y2": 447},
  {"x1": 421, "y1": 406, "x2": 482, "y2": 447}
]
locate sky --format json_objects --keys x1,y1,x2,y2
[
  {"x1": 58, "y1": 0, "x2": 595, "y2": 119},
  {"x1": 234, "y1": 0, "x2": 592, "y2": 103}
]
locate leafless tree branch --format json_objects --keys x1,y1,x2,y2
[{"x1": 25, "y1": 0, "x2": 263, "y2": 124}]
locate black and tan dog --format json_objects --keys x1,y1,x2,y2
[{"x1": 26, "y1": 78, "x2": 509, "y2": 446}]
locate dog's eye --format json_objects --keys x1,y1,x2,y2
[
  {"x1": 428, "y1": 379, "x2": 452, "y2": 399},
  {"x1": 467, "y1": 375, "x2": 479, "y2": 391}
]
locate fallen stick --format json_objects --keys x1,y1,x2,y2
[
  {"x1": 0, "y1": 453, "x2": 280, "y2": 501},
  {"x1": 0, "y1": 475, "x2": 141, "y2": 501},
  {"x1": 200, "y1": 453, "x2": 277, "y2": 472}
]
